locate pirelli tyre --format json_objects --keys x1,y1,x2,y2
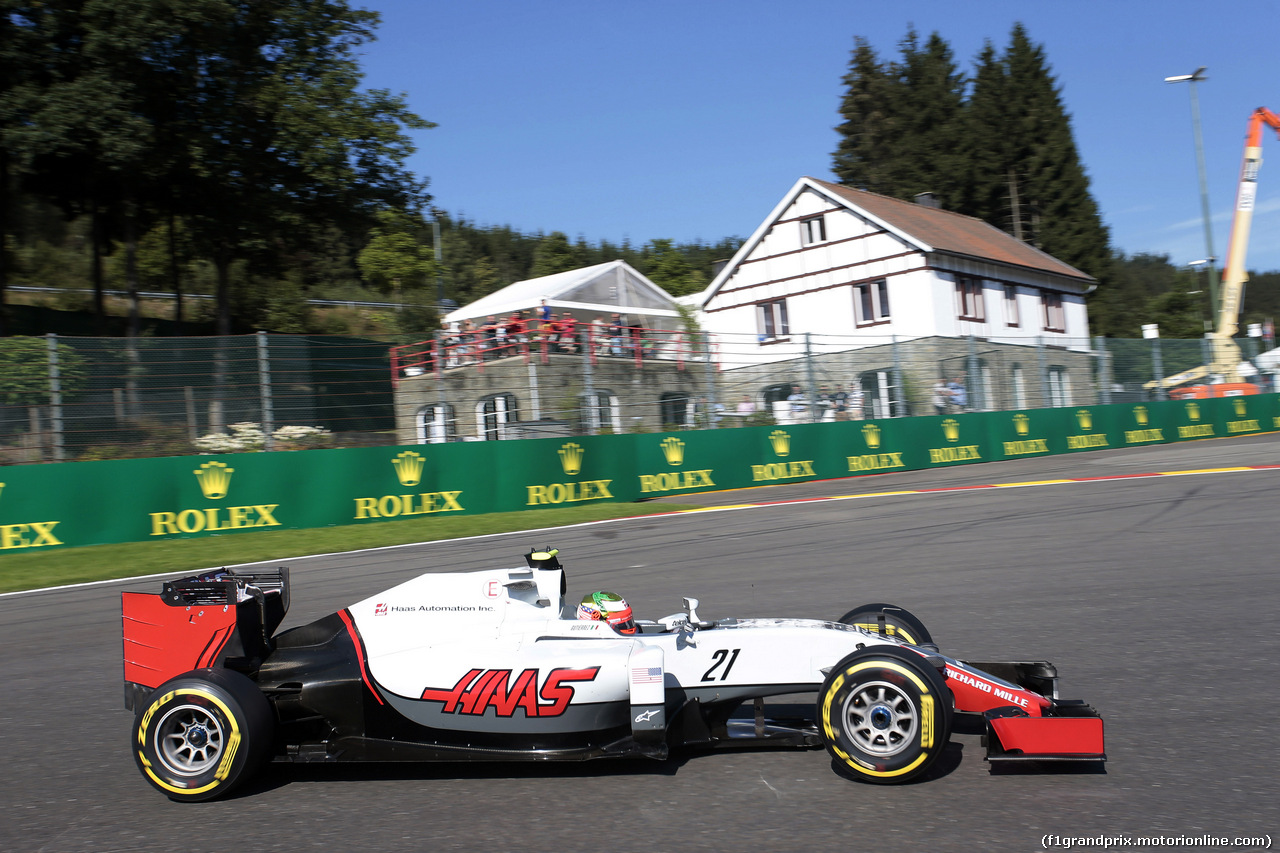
[
  {"x1": 132, "y1": 668, "x2": 274, "y2": 802},
  {"x1": 818, "y1": 645, "x2": 953, "y2": 784},
  {"x1": 837, "y1": 603, "x2": 934, "y2": 647}
]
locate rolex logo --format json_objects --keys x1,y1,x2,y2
[
  {"x1": 558, "y1": 442, "x2": 584, "y2": 475},
  {"x1": 1076, "y1": 409, "x2": 1093, "y2": 430},
  {"x1": 392, "y1": 451, "x2": 426, "y2": 486},
  {"x1": 660, "y1": 437, "x2": 685, "y2": 466},
  {"x1": 1234, "y1": 398, "x2": 1247, "y2": 416},
  {"x1": 194, "y1": 461, "x2": 234, "y2": 500},
  {"x1": 1186, "y1": 402, "x2": 1201, "y2": 422},
  {"x1": 1013, "y1": 413, "x2": 1030, "y2": 436},
  {"x1": 942, "y1": 419, "x2": 960, "y2": 442},
  {"x1": 861, "y1": 423, "x2": 881, "y2": 449},
  {"x1": 768, "y1": 430, "x2": 790, "y2": 457},
  {"x1": 1134, "y1": 406, "x2": 1149, "y2": 426}
]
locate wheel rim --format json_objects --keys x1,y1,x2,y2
[
  {"x1": 841, "y1": 679, "x2": 917, "y2": 757},
  {"x1": 155, "y1": 703, "x2": 225, "y2": 777}
]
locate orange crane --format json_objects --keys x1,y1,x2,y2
[{"x1": 1156, "y1": 107, "x2": 1280, "y2": 397}]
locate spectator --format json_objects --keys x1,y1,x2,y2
[
  {"x1": 627, "y1": 320, "x2": 644, "y2": 359},
  {"x1": 787, "y1": 384, "x2": 807, "y2": 419},
  {"x1": 947, "y1": 375, "x2": 968, "y2": 412},
  {"x1": 607, "y1": 314, "x2": 624, "y2": 356},
  {"x1": 832, "y1": 386, "x2": 849, "y2": 420},
  {"x1": 847, "y1": 384, "x2": 865, "y2": 420},
  {"x1": 558, "y1": 311, "x2": 579, "y2": 354},
  {"x1": 932, "y1": 379, "x2": 949, "y2": 416},
  {"x1": 590, "y1": 315, "x2": 607, "y2": 356},
  {"x1": 736, "y1": 395, "x2": 757, "y2": 416}
]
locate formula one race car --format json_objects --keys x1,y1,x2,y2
[{"x1": 121, "y1": 549, "x2": 1105, "y2": 801}]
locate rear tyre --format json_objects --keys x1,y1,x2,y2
[
  {"x1": 818, "y1": 645, "x2": 952, "y2": 784},
  {"x1": 837, "y1": 603, "x2": 933, "y2": 647},
  {"x1": 132, "y1": 668, "x2": 274, "y2": 802}
]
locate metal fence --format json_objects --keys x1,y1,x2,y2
[{"x1": 3, "y1": 330, "x2": 1274, "y2": 464}]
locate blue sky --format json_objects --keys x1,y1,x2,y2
[{"x1": 356, "y1": 0, "x2": 1280, "y2": 274}]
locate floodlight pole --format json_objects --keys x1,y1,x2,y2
[{"x1": 1165, "y1": 67, "x2": 1218, "y2": 317}]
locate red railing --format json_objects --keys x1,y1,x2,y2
[{"x1": 390, "y1": 325, "x2": 707, "y2": 385}]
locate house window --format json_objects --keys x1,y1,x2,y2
[
  {"x1": 853, "y1": 280, "x2": 891, "y2": 326},
  {"x1": 1004, "y1": 284, "x2": 1020, "y2": 327},
  {"x1": 1042, "y1": 290, "x2": 1065, "y2": 332},
  {"x1": 861, "y1": 369, "x2": 905, "y2": 418},
  {"x1": 800, "y1": 216, "x2": 826, "y2": 245},
  {"x1": 1011, "y1": 364, "x2": 1028, "y2": 409},
  {"x1": 478, "y1": 393, "x2": 518, "y2": 440},
  {"x1": 756, "y1": 299, "x2": 790, "y2": 342},
  {"x1": 957, "y1": 277, "x2": 985, "y2": 321},
  {"x1": 660, "y1": 392, "x2": 690, "y2": 428},
  {"x1": 415, "y1": 404, "x2": 455, "y2": 444},
  {"x1": 579, "y1": 391, "x2": 620, "y2": 433},
  {"x1": 1048, "y1": 366, "x2": 1072, "y2": 406}
]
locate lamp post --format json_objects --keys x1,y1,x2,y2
[
  {"x1": 1165, "y1": 67, "x2": 1218, "y2": 317},
  {"x1": 1143, "y1": 323, "x2": 1165, "y2": 400}
]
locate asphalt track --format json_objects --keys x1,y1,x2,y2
[{"x1": 3, "y1": 434, "x2": 1278, "y2": 853}]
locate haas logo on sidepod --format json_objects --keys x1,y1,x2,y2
[{"x1": 420, "y1": 667, "x2": 599, "y2": 717}]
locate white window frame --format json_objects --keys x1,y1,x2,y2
[
  {"x1": 477, "y1": 393, "x2": 519, "y2": 440},
  {"x1": 580, "y1": 390, "x2": 621, "y2": 433},
  {"x1": 1042, "y1": 290, "x2": 1065, "y2": 332},
  {"x1": 957, "y1": 277, "x2": 985, "y2": 322},
  {"x1": 1004, "y1": 284, "x2": 1020, "y2": 327},
  {"x1": 853, "y1": 279, "x2": 891, "y2": 326},
  {"x1": 415, "y1": 404, "x2": 455, "y2": 444},
  {"x1": 800, "y1": 216, "x2": 826, "y2": 245},
  {"x1": 756, "y1": 299, "x2": 790, "y2": 342},
  {"x1": 1048, "y1": 366, "x2": 1072, "y2": 407},
  {"x1": 1011, "y1": 364, "x2": 1028, "y2": 409}
]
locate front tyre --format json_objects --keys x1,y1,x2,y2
[
  {"x1": 133, "y1": 668, "x2": 274, "y2": 802},
  {"x1": 837, "y1": 603, "x2": 933, "y2": 647},
  {"x1": 818, "y1": 646, "x2": 952, "y2": 784}
]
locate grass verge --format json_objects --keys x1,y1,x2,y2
[{"x1": 0, "y1": 503, "x2": 699, "y2": 594}]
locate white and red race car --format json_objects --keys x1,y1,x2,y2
[{"x1": 122, "y1": 549, "x2": 1105, "y2": 801}]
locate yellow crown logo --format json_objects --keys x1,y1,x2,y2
[
  {"x1": 1186, "y1": 402, "x2": 1201, "y2": 422},
  {"x1": 1134, "y1": 406, "x2": 1149, "y2": 426},
  {"x1": 660, "y1": 437, "x2": 685, "y2": 466},
  {"x1": 1234, "y1": 398, "x2": 1247, "y2": 416},
  {"x1": 942, "y1": 418, "x2": 960, "y2": 442},
  {"x1": 1076, "y1": 409, "x2": 1093, "y2": 431},
  {"x1": 861, "y1": 423, "x2": 881, "y2": 449},
  {"x1": 558, "y1": 442, "x2": 584, "y2": 475},
  {"x1": 1013, "y1": 413, "x2": 1030, "y2": 436},
  {"x1": 194, "y1": 461, "x2": 234, "y2": 500},
  {"x1": 392, "y1": 451, "x2": 426, "y2": 486},
  {"x1": 769, "y1": 430, "x2": 790, "y2": 457}
]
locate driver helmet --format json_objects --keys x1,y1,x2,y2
[{"x1": 576, "y1": 591, "x2": 636, "y2": 634}]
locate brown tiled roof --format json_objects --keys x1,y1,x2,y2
[{"x1": 810, "y1": 178, "x2": 1095, "y2": 285}]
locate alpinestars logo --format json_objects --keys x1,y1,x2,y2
[{"x1": 420, "y1": 667, "x2": 599, "y2": 717}]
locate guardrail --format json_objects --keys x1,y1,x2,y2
[{"x1": 1, "y1": 394, "x2": 1275, "y2": 552}]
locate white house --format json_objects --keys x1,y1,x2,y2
[{"x1": 691, "y1": 177, "x2": 1096, "y2": 366}]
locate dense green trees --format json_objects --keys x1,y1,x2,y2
[
  {"x1": 1, "y1": 0, "x2": 430, "y2": 336},
  {"x1": 834, "y1": 23, "x2": 1116, "y2": 326}
]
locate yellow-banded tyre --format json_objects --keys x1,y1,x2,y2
[
  {"x1": 818, "y1": 646, "x2": 952, "y2": 784},
  {"x1": 836, "y1": 603, "x2": 933, "y2": 647},
  {"x1": 132, "y1": 668, "x2": 274, "y2": 802}
]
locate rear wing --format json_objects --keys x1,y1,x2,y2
[{"x1": 122, "y1": 567, "x2": 290, "y2": 710}]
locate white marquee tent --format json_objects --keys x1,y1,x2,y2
[{"x1": 442, "y1": 260, "x2": 682, "y2": 326}]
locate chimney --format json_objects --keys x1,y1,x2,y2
[{"x1": 914, "y1": 192, "x2": 940, "y2": 209}]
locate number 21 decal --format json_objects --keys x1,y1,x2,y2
[{"x1": 701, "y1": 648, "x2": 741, "y2": 682}]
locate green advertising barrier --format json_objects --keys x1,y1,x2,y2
[{"x1": 2, "y1": 394, "x2": 1277, "y2": 552}]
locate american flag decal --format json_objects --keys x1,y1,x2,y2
[{"x1": 631, "y1": 666, "x2": 662, "y2": 684}]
